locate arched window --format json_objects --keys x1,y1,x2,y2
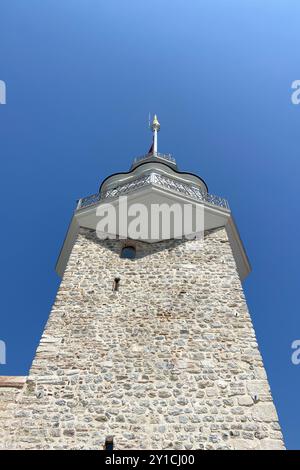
[{"x1": 120, "y1": 246, "x2": 136, "y2": 259}]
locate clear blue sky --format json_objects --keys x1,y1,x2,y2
[{"x1": 0, "y1": 0, "x2": 299, "y2": 449}]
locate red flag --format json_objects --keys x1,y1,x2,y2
[{"x1": 148, "y1": 137, "x2": 154, "y2": 155}]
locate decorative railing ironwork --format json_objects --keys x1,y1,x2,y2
[
  {"x1": 76, "y1": 193, "x2": 100, "y2": 210},
  {"x1": 132, "y1": 152, "x2": 176, "y2": 165},
  {"x1": 77, "y1": 172, "x2": 229, "y2": 210}
]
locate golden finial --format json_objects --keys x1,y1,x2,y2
[{"x1": 151, "y1": 114, "x2": 160, "y2": 132}]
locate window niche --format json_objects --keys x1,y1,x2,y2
[{"x1": 120, "y1": 246, "x2": 136, "y2": 260}]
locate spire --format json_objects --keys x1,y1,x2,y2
[{"x1": 151, "y1": 114, "x2": 160, "y2": 154}]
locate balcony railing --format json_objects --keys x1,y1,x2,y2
[
  {"x1": 132, "y1": 152, "x2": 176, "y2": 165},
  {"x1": 77, "y1": 172, "x2": 229, "y2": 211}
]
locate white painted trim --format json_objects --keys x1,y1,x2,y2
[{"x1": 56, "y1": 186, "x2": 250, "y2": 282}]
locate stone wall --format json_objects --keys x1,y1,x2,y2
[
  {"x1": 0, "y1": 377, "x2": 26, "y2": 446},
  {"x1": 0, "y1": 227, "x2": 285, "y2": 449}
]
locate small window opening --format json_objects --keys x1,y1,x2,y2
[
  {"x1": 121, "y1": 246, "x2": 136, "y2": 259},
  {"x1": 113, "y1": 277, "x2": 120, "y2": 291},
  {"x1": 104, "y1": 436, "x2": 114, "y2": 450}
]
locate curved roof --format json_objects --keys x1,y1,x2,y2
[{"x1": 99, "y1": 159, "x2": 209, "y2": 194}]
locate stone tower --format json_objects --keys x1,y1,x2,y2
[{"x1": 1, "y1": 117, "x2": 284, "y2": 450}]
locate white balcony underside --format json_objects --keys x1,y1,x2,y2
[{"x1": 56, "y1": 185, "x2": 250, "y2": 282}]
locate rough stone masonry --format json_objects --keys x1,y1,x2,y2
[{"x1": 0, "y1": 227, "x2": 285, "y2": 449}]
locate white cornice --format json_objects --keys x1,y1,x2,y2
[{"x1": 56, "y1": 186, "x2": 250, "y2": 282}]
